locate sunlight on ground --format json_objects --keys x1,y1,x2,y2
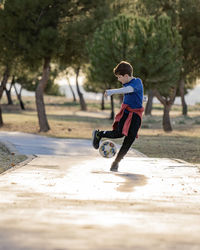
[
  {"x1": 5, "y1": 156, "x2": 199, "y2": 207},
  {"x1": 0, "y1": 153, "x2": 199, "y2": 247}
]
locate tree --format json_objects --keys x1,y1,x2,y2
[
  {"x1": 137, "y1": 0, "x2": 200, "y2": 115},
  {"x1": 43, "y1": 68, "x2": 61, "y2": 96},
  {"x1": 2, "y1": 0, "x2": 61, "y2": 131},
  {"x1": 66, "y1": 75, "x2": 77, "y2": 103},
  {"x1": 178, "y1": 0, "x2": 200, "y2": 115},
  {"x1": 59, "y1": 0, "x2": 112, "y2": 111},
  {"x1": 3, "y1": 0, "x2": 84, "y2": 131},
  {"x1": 0, "y1": 5, "x2": 14, "y2": 126},
  {"x1": 86, "y1": 15, "x2": 134, "y2": 119},
  {"x1": 4, "y1": 75, "x2": 14, "y2": 105},
  {"x1": 144, "y1": 89, "x2": 154, "y2": 115},
  {"x1": 0, "y1": 66, "x2": 10, "y2": 126},
  {"x1": 132, "y1": 15, "x2": 183, "y2": 131},
  {"x1": 58, "y1": 67, "x2": 77, "y2": 102},
  {"x1": 86, "y1": 13, "x2": 182, "y2": 131},
  {"x1": 133, "y1": 0, "x2": 179, "y2": 116}
]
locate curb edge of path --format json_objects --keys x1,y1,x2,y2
[
  {"x1": 0, "y1": 139, "x2": 21, "y2": 156},
  {"x1": 0, "y1": 139, "x2": 36, "y2": 176},
  {"x1": 131, "y1": 148, "x2": 147, "y2": 157},
  {"x1": 0, "y1": 154, "x2": 36, "y2": 176}
]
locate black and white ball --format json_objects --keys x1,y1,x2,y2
[{"x1": 99, "y1": 140, "x2": 117, "y2": 158}]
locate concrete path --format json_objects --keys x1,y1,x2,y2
[
  {"x1": 0, "y1": 131, "x2": 143, "y2": 157},
  {"x1": 0, "y1": 132, "x2": 200, "y2": 250}
]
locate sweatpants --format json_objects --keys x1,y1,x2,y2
[{"x1": 100, "y1": 112, "x2": 141, "y2": 163}]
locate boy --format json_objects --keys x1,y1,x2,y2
[{"x1": 92, "y1": 61, "x2": 144, "y2": 172}]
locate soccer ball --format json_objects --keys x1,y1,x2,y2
[{"x1": 99, "y1": 140, "x2": 117, "y2": 158}]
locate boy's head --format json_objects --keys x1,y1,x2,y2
[
  {"x1": 113, "y1": 61, "x2": 133, "y2": 77},
  {"x1": 113, "y1": 61, "x2": 133, "y2": 84}
]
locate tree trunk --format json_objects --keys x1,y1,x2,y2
[
  {"x1": 145, "y1": 89, "x2": 154, "y2": 115},
  {"x1": 0, "y1": 67, "x2": 10, "y2": 126},
  {"x1": 4, "y1": 75, "x2": 14, "y2": 105},
  {"x1": 119, "y1": 95, "x2": 123, "y2": 104},
  {"x1": 163, "y1": 103, "x2": 172, "y2": 132},
  {"x1": 19, "y1": 86, "x2": 25, "y2": 110},
  {"x1": 35, "y1": 57, "x2": 51, "y2": 132},
  {"x1": 179, "y1": 77, "x2": 187, "y2": 116},
  {"x1": 101, "y1": 92, "x2": 105, "y2": 110},
  {"x1": 153, "y1": 88, "x2": 176, "y2": 132},
  {"x1": 66, "y1": 76, "x2": 76, "y2": 102},
  {"x1": 4, "y1": 86, "x2": 13, "y2": 105},
  {"x1": 0, "y1": 67, "x2": 10, "y2": 99},
  {"x1": 14, "y1": 84, "x2": 25, "y2": 110},
  {"x1": 75, "y1": 67, "x2": 87, "y2": 111},
  {"x1": 110, "y1": 95, "x2": 114, "y2": 120},
  {"x1": 0, "y1": 105, "x2": 3, "y2": 127}
]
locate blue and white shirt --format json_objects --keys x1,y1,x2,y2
[{"x1": 123, "y1": 78, "x2": 143, "y2": 109}]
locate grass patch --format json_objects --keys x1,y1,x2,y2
[{"x1": 133, "y1": 133, "x2": 200, "y2": 164}]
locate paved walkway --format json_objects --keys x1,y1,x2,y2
[
  {"x1": 0, "y1": 132, "x2": 200, "y2": 250},
  {"x1": 0, "y1": 131, "x2": 144, "y2": 157}
]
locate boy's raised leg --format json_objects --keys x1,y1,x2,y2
[{"x1": 92, "y1": 130, "x2": 101, "y2": 149}]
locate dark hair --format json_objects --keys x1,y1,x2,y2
[{"x1": 113, "y1": 61, "x2": 133, "y2": 77}]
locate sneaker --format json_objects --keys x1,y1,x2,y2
[
  {"x1": 110, "y1": 161, "x2": 119, "y2": 172},
  {"x1": 92, "y1": 130, "x2": 101, "y2": 149}
]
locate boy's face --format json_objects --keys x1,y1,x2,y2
[{"x1": 116, "y1": 74, "x2": 129, "y2": 84}]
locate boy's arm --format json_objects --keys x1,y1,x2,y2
[{"x1": 105, "y1": 86, "x2": 134, "y2": 97}]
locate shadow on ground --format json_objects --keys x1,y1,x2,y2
[{"x1": 92, "y1": 171, "x2": 147, "y2": 192}]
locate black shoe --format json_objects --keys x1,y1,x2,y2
[
  {"x1": 110, "y1": 161, "x2": 119, "y2": 172},
  {"x1": 92, "y1": 130, "x2": 101, "y2": 149}
]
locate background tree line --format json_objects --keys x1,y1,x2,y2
[{"x1": 0, "y1": 0, "x2": 199, "y2": 132}]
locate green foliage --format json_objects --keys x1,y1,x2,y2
[
  {"x1": 132, "y1": 15, "x2": 183, "y2": 97},
  {"x1": 0, "y1": 6, "x2": 17, "y2": 74},
  {"x1": 59, "y1": 0, "x2": 112, "y2": 71},
  {"x1": 3, "y1": 0, "x2": 65, "y2": 65},
  {"x1": 179, "y1": 0, "x2": 200, "y2": 78},
  {"x1": 137, "y1": 0, "x2": 200, "y2": 86},
  {"x1": 86, "y1": 14, "x2": 182, "y2": 99},
  {"x1": 16, "y1": 75, "x2": 36, "y2": 92},
  {"x1": 45, "y1": 80, "x2": 62, "y2": 96},
  {"x1": 138, "y1": 0, "x2": 179, "y2": 25},
  {"x1": 86, "y1": 14, "x2": 134, "y2": 92}
]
